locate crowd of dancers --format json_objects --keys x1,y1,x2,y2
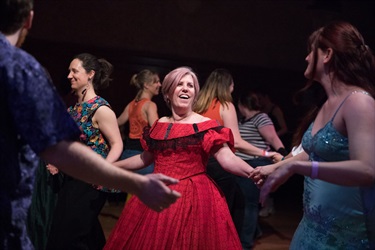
[{"x1": 2, "y1": 0, "x2": 375, "y2": 250}]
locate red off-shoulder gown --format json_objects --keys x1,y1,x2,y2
[{"x1": 104, "y1": 120, "x2": 241, "y2": 250}]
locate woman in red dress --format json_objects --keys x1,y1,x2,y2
[{"x1": 104, "y1": 67, "x2": 256, "y2": 250}]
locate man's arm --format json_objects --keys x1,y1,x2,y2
[{"x1": 40, "y1": 140, "x2": 180, "y2": 211}]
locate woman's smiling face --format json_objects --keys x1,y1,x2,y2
[
  {"x1": 67, "y1": 58, "x2": 91, "y2": 91},
  {"x1": 171, "y1": 74, "x2": 196, "y2": 110}
]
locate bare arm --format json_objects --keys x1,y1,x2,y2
[
  {"x1": 145, "y1": 101, "x2": 159, "y2": 126},
  {"x1": 117, "y1": 103, "x2": 130, "y2": 126},
  {"x1": 221, "y1": 102, "x2": 267, "y2": 156},
  {"x1": 213, "y1": 144, "x2": 254, "y2": 177},
  {"x1": 114, "y1": 151, "x2": 154, "y2": 170},
  {"x1": 258, "y1": 125, "x2": 284, "y2": 151},
  {"x1": 40, "y1": 140, "x2": 180, "y2": 211},
  {"x1": 93, "y1": 106, "x2": 123, "y2": 163}
]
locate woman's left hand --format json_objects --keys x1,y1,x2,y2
[{"x1": 259, "y1": 163, "x2": 294, "y2": 205}]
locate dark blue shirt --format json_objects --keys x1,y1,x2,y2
[{"x1": 0, "y1": 33, "x2": 81, "y2": 250}]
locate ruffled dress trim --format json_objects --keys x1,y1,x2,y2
[{"x1": 141, "y1": 119, "x2": 235, "y2": 154}]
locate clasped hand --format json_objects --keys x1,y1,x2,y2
[{"x1": 248, "y1": 162, "x2": 294, "y2": 206}]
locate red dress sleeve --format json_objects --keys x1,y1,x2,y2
[{"x1": 202, "y1": 126, "x2": 235, "y2": 155}]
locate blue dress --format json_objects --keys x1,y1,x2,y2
[{"x1": 291, "y1": 91, "x2": 375, "y2": 249}]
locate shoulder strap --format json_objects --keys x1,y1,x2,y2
[{"x1": 331, "y1": 91, "x2": 370, "y2": 122}]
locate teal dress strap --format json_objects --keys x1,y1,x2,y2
[{"x1": 331, "y1": 90, "x2": 370, "y2": 123}]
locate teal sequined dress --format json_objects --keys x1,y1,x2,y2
[{"x1": 291, "y1": 91, "x2": 375, "y2": 249}]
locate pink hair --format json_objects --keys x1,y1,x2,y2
[{"x1": 161, "y1": 67, "x2": 200, "y2": 108}]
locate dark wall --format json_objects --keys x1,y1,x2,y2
[
  {"x1": 28, "y1": 1, "x2": 375, "y2": 72},
  {"x1": 24, "y1": 38, "x2": 304, "y2": 132}
]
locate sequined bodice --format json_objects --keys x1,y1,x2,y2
[{"x1": 302, "y1": 121, "x2": 348, "y2": 162}]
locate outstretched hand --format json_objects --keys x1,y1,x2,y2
[
  {"x1": 137, "y1": 173, "x2": 181, "y2": 212},
  {"x1": 259, "y1": 163, "x2": 294, "y2": 206}
]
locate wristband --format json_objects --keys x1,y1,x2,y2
[
  {"x1": 311, "y1": 161, "x2": 319, "y2": 179},
  {"x1": 262, "y1": 150, "x2": 269, "y2": 157}
]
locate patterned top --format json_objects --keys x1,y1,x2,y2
[
  {"x1": 68, "y1": 96, "x2": 118, "y2": 193},
  {"x1": 291, "y1": 91, "x2": 375, "y2": 249},
  {"x1": 236, "y1": 112, "x2": 273, "y2": 160},
  {"x1": 0, "y1": 33, "x2": 80, "y2": 250}
]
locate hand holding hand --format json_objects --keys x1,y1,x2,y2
[
  {"x1": 137, "y1": 173, "x2": 181, "y2": 212},
  {"x1": 249, "y1": 164, "x2": 278, "y2": 186},
  {"x1": 271, "y1": 153, "x2": 284, "y2": 163},
  {"x1": 46, "y1": 164, "x2": 59, "y2": 175}
]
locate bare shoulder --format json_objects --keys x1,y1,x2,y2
[
  {"x1": 144, "y1": 101, "x2": 158, "y2": 114},
  {"x1": 342, "y1": 92, "x2": 375, "y2": 122},
  {"x1": 190, "y1": 113, "x2": 211, "y2": 123},
  {"x1": 345, "y1": 91, "x2": 374, "y2": 111},
  {"x1": 221, "y1": 101, "x2": 235, "y2": 111},
  {"x1": 96, "y1": 105, "x2": 115, "y2": 116},
  {"x1": 144, "y1": 100, "x2": 157, "y2": 108},
  {"x1": 200, "y1": 115, "x2": 211, "y2": 122},
  {"x1": 92, "y1": 105, "x2": 116, "y2": 125},
  {"x1": 158, "y1": 116, "x2": 170, "y2": 122}
]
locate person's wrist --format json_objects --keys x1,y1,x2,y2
[
  {"x1": 285, "y1": 160, "x2": 297, "y2": 175},
  {"x1": 262, "y1": 150, "x2": 269, "y2": 157},
  {"x1": 129, "y1": 173, "x2": 148, "y2": 196}
]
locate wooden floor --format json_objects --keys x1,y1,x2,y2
[{"x1": 99, "y1": 175, "x2": 304, "y2": 250}]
